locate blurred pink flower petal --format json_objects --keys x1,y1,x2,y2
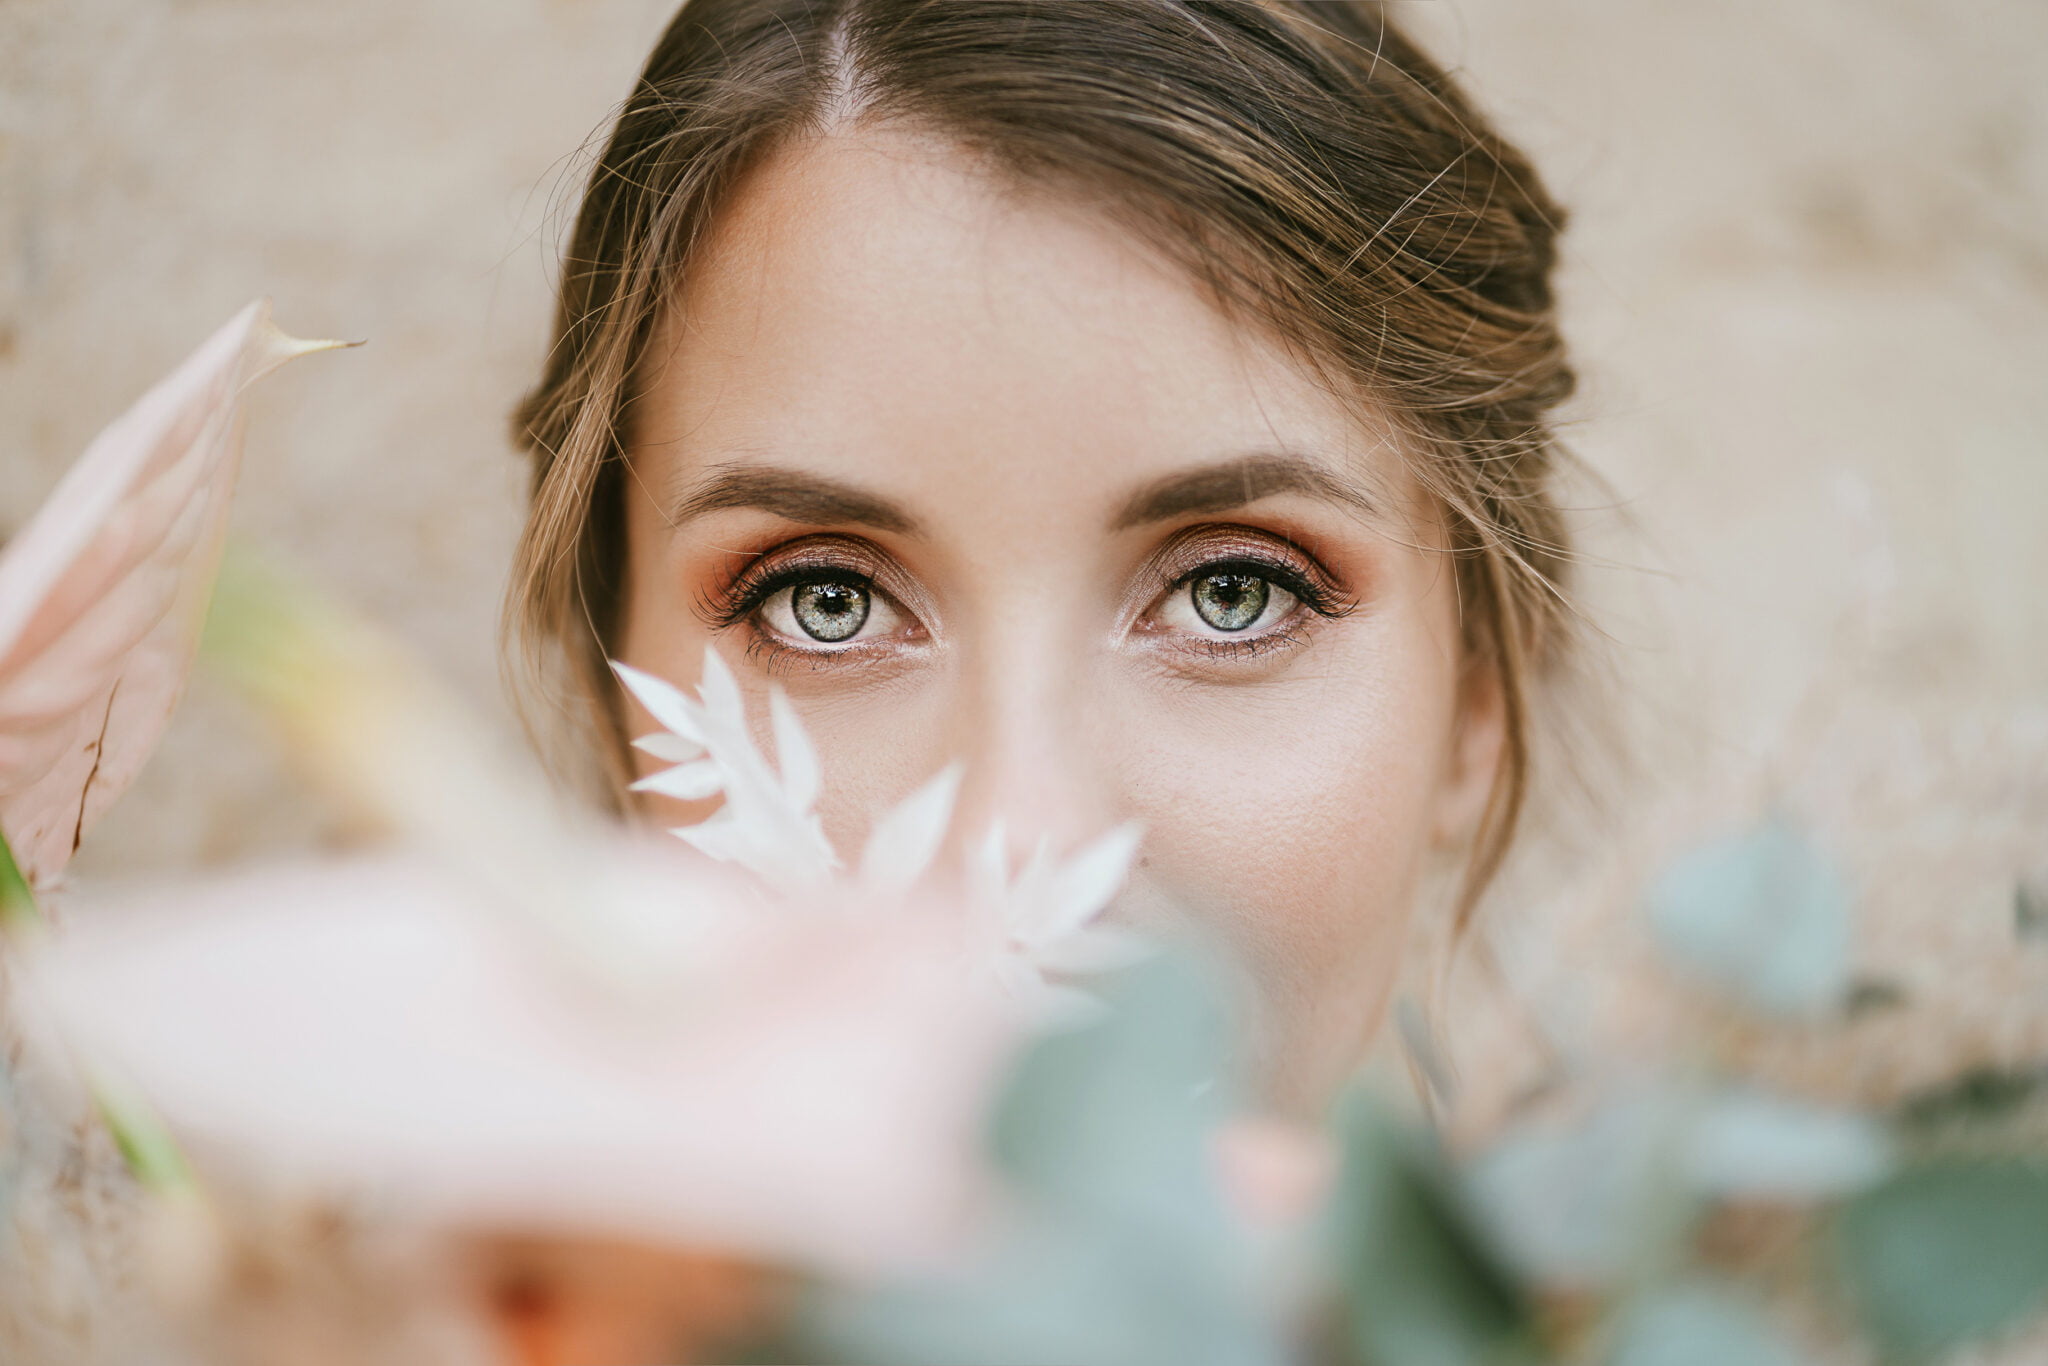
[
  {"x1": 27, "y1": 850, "x2": 1022, "y2": 1275},
  {"x1": 0, "y1": 302, "x2": 349, "y2": 890}
]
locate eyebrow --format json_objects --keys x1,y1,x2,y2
[
  {"x1": 666, "y1": 462, "x2": 920, "y2": 534},
  {"x1": 663, "y1": 450, "x2": 1372, "y2": 537},
  {"x1": 1110, "y1": 453, "x2": 1375, "y2": 530}
]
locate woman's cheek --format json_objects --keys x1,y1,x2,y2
[
  {"x1": 1110, "y1": 645, "x2": 1456, "y2": 1099},
  {"x1": 1131, "y1": 694, "x2": 1436, "y2": 939},
  {"x1": 793, "y1": 679, "x2": 962, "y2": 856}
]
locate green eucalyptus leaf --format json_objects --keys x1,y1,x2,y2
[
  {"x1": 1896, "y1": 1066, "x2": 2048, "y2": 1134},
  {"x1": 1835, "y1": 1158, "x2": 2048, "y2": 1363},
  {"x1": 1685, "y1": 1089, "x2": 1893, "y2": 1201},
  {"x1": 1609, "y1": 1282, "x2": 1808, "y2": 1366},
  {"x1": 1646, "y1": 817, "x2": 1853, "y2": 1018},
  {"x1": 1467, "y1": 1083, "x2": 1885, "y2": 1293},
  {"x1": 1328, "y1": 1090, "x2": 1540, "y2": 1366},
  {"x1": 804, "y1": 950, "x2": 1286, "y2": 1366},
  {"x1": 990, "y1": 949, "x2": 1235, "y2": 1229},
  {"x1": 1466, "y1": 1090, "x2": 1677, "y2": 1287}
]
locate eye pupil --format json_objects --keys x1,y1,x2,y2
[
  {"x1": 1191, "y1": 573, "x2": 1269, "y2": 632},
  {"x1": 792, "y1": 581, "x2": 870, "y2": 641}
]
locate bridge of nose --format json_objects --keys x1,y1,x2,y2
[{"x1": 934, "y1": 598, "x2": 1132, "y2": 873}]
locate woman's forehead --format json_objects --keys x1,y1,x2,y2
[{"x1": 631, "y1": 123, "x2": 1404, "y2": 519}]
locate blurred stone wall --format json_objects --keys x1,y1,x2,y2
[{"x1": 2, "y1": 0, "x2": 2044, "y2": 882}]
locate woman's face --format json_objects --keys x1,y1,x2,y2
[{"x1": 616, "y1": 125, "x2": 1501, "y2": 1111}]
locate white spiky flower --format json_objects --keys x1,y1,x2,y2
[
  {"x1": 612, "y1": 650, "x2": 837, "y2": 891},
  {"x1": 612, "y1": 648, "x2": 1152, "y2": 1020},
  {"x1": 971, "y1": 821, "x2": 1153, "y2": 1024},
  {"x1": 855, "y1": 763, "x2": 966, "y2": 899}
]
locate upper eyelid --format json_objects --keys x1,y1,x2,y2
[
  {"x1": 1166, "y1": 552, "x2": 1309, "y2": 586},
  {"x1": 1145, "y1": 523, "x2": 1324, "y2": 569},
  {"x1": 700, "y1": 536, "x2": 892, "y2": 622},
  {"x1": 1144, "y1": 526, "x2": 1349, "y2": 597},
  {"x1": 1166, "y1": 555, "x2": 1338, "y2": 613},
  {"x1": 732, "y1": 534, "x2": 889, "y2": 580}
]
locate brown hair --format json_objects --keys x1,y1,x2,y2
[{"x1": 510, "y1": 0, "x2": 1576, "y2": 923}]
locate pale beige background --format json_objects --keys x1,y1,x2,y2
[
  {"x1": 3, "y1": 0, "x2": 2044, "y2": 887},
  {"x1": 2, "y1": 7, "x2": 2046, "y2": 1360}
]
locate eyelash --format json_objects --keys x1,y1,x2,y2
[
  {"x1": 1150, "y1": 550, "x2": 1350, "y2": 661},
  {"x1": 1165, "y1": 555, "x2": 1348, "y2": 619},
  {"x1": 701, "y1": 540, "x2": 887, "y2": 631},
  {"x1": 699, "y1": 530, "x2": 1354, "y2": 666}
]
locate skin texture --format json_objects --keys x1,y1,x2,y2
[{"x1": 615, "y1": 123, "x2": 1503, "y2": 1112}]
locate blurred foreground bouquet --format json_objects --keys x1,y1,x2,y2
[{"x1": 1, "y1": 308, "x2": 2044, "y2": 1366}]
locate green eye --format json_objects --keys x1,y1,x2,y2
[
  {"x1": 1190, "y1": 572, "x2": 1270, "y2": 632},
  {"x1": 791, "y1": 581, "x2": 870, "y2": 641}
]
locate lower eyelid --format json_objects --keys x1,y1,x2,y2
[
  {"x1": 1140, "y1": 611, "x2": 1319, "y2": 671},
  {"x1": 1161, "y1": 626, "x2": 1314, "y2": 669}
]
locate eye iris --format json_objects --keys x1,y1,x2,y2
[
  {"x1": 791, "y1": 580, "x2": 870, "y2": 642},
  {"x1": 1191, "y1": 573, "x2": 1269, "y2": 632}
]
